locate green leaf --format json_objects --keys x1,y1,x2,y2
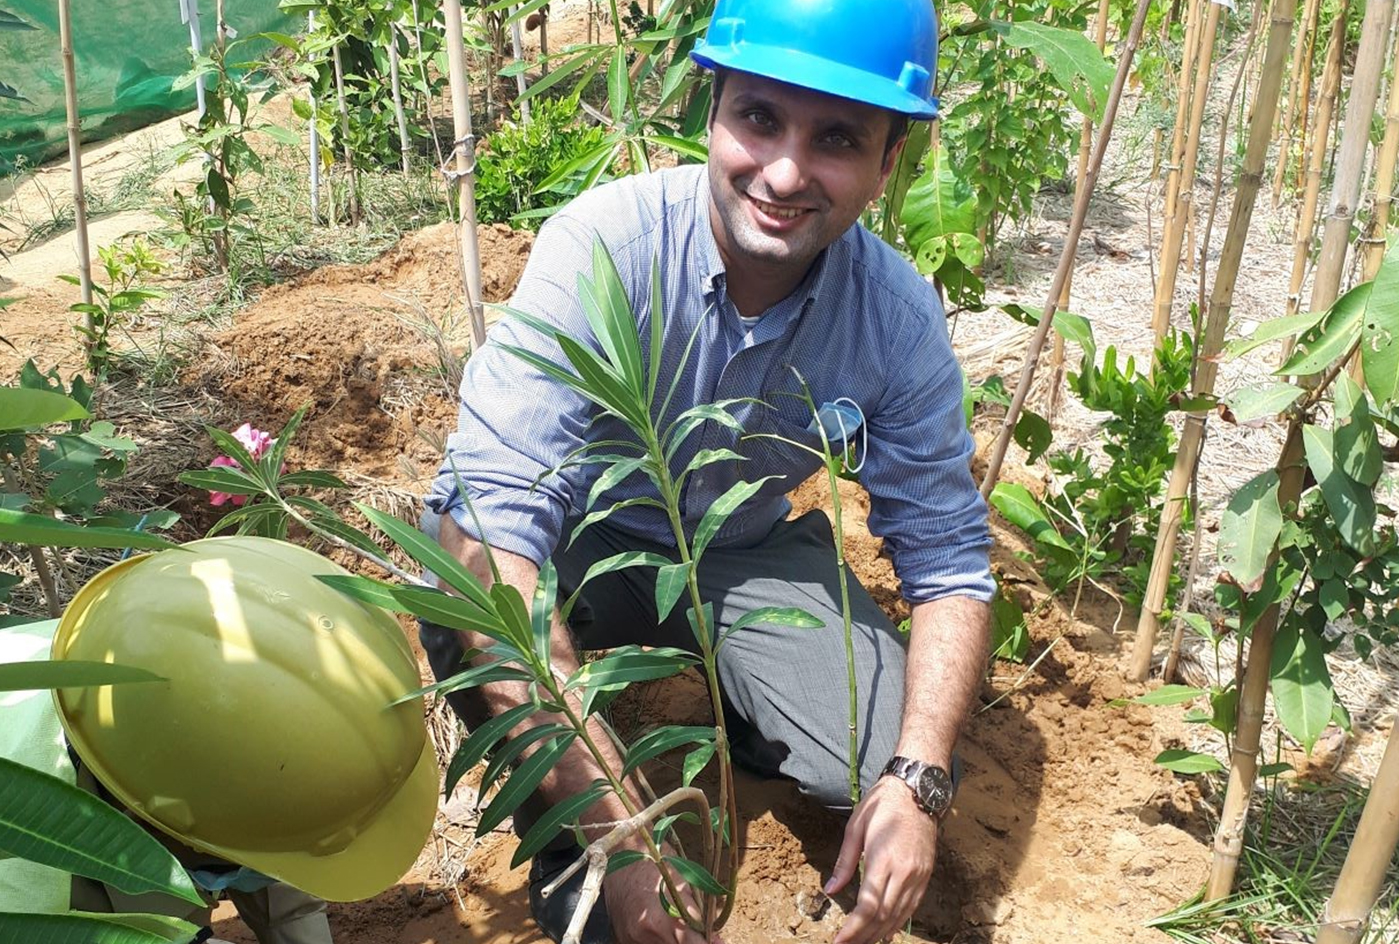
[
  {"x1": 511, "y1": 780, "x2": 609, "y2": 868},
  {"x1": 1226, "y1": 308, "x2": 1331, "y2": 360},
  {"x1": 1270, "y1": 623, "x2": 1334, "y2": 752},
  {"x1": 0, "y1": 913, "x2": 199, "y2": 944},
  {"x1": 621, "y1": 725, "x2": 716, "y2": 777},
  {"x1": 261, "y1": 403, "x2": 308, "y2": 484},
  {"x1": 0, "y1": 509, "x2": 178, "y2": 551},
  {"x1": 692, "y1": 478, "x2": 776, "y2": 564},
  {"x1": 277, "y1": 470, "x2": 347, "y2": 488},
  {"x1": 1332, "y1": 374, "x2": 1382, "y2": 486},
  {"x1": 683, "y1": 448, "x2": 745, "y2": 478},
  {"x1": 993, "y1": 21, "x2": 1114, "y2": 121},
  {"x1": 663, "y1": 855, "x2": 728, "y2": 897},
  {"x1": 1318, "y1": 578, "x2": 1348, "y2": 620},
  {"x1": 899, "y1": 140, "x2": 976, "y2": 252},
  {"x1": 719, "y1": 606, "x2": 824, "y2": 648},
  {"x1": 1302, "y1": 425, "x2": 1377, "y2": 556},
  {"x1": 0, "y1": 757, "x2": 204, "y2": 905},
  {"x1": 988, "y1": 482, "x2": 1073, "y2": 555},
  {"x1": 1217, "y1": 471, "x2": 1282, "y2": 593},
  {"x1": 1131, "y1": 685, "x2": 1209, "y2": 706},
  {"x1": 177, "y1": 468, "x2": 265, "y2": 497},
  {"x1": 645, "y1": 134, "x2": 708, "y2": 162},
  {"x1": 477, "y1": 731, "x2": 577, "y2": 835},
  {"x1": 664, "y1": 403, "x2": 746, "y2": 460},
  {"x1": 560, "y1": 550, "x2": 674, "y2": 620},
  {"x1": 681, "y1": 741, "x2": 717, "y2": 787},
  {"x1": 1222, "y1": 383, "x2": 1305, "y2": 424},
  {"x1": 0, "y1": 388, "x2": 89, "y2": 430},
  {"x1": 445, "y1": 701, "x2": 540, "y2": 798},
  {"x1": 1013, "y1": 410, "x2": 1052, "y2": 464},
  {"x1": 1153, "y1": 749, "x2": 1225, "y2": 774},
  {"x1": 1278, "y1": 282, "x2": 1367, "y2": 377},
  {"x1": 654, "y1": 561, "x2": 691, "y2": 622},
  {"x1": 352, "y1": 502, "x2": 496, "y2": 614},
  {"x1": 568, "y1": 646, "x2": 696, "y2": 692},
  {"x1": 491, "y1": 582, "x2": 535, "y2": 654},
  {"x1": 1362, "y1": 242, "x2": 1399, "y2": 406},
  {"x1": 532, "y1": 560, "x2": 558, "y2": 666},
  {"x1": 607, "y1": 45, "x2": 628, "y2": 124},
  {"x1": 0, "y1": 660, "x2": 164, "y2": 692},
  {"x1": 990, "y1": 581, "x2": 1028, "y2": 662}
]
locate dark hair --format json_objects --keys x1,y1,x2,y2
[{"x1": 709, "y1": 67, "x2": 910, "y2": 160}]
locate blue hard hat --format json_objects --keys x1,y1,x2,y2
[{"x1": 690, "y1": 0, "x2": 940, "y2": 120}]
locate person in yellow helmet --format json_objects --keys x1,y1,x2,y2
[{"x1": 0, "y1": 536, "x2": 439, "y2": 944}]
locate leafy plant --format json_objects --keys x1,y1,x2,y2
[{"x1": 60, "y1": 239, "x2": 165, "y2": 379}]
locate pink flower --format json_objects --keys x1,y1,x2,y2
[{"x1": 206, "y1": 424, "x2": 275, "y2": 507}]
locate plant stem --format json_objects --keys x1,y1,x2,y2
[{"x1": 57, "y1": 0, "x2": 93, "y2": 330}]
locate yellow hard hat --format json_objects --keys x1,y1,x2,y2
[{"x1": 51, "y1": 536, "x2": 438, "y2": 902}]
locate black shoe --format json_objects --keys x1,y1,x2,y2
[{"x1": 528, "y1": 847, "x2": 614, "y2": 944}]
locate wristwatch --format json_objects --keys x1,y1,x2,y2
[{"x1": 880, "y1": 755, "x2": 955, "y2": 818}]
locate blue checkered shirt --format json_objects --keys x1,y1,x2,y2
[{"x1": 426, "y1": 165, "x2": 993, "y2": 604}]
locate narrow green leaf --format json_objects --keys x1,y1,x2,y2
[
  {"x1": 511, "y1": 780, "x2": 609, "y2": 869},
  {"x1": 621, "y1": 725, "x2": 716, "y2": 778},
  {"x1": 177, "y1": 468, "x2": 265, "y2": 496},
  {"x1": 353, "y1": 502, "x2": 495, "y2": 613},
  {"x1": 664, "y1": 403, "x2": 746, "y2": 460},
  {"x1": 607, "y1": 45, "x2": 628, "y2": 124},
  {"x1": 260, "y1": 403, "x2": 308, "y2": 483},
  {"x1": 0, "y1": 660, "x2": 164, "y2": 692},
  {"x1": 560, "y1": 550, "x2": 674, "y2": 620},
  {"x1": 655, "y1": 561, "x2": 691, "y2": 623},
  {"x1": 568, "y1": 646, "x2": 696, "y2": 692},
  {"x1": 0, "y1": 757, "x2": 203, "y2": 905},
  {"x1": 277, "y1": 469, "x2": 348, "y2": 488},
  {"x1": 681, "y1": 741, "x2": 717, "y2": 787},
  {"x1": 647, "y1": 255, "x2": 665, "y2": 404},
  {"x1": 645, "y1": 134, "x2": 708, "y2": 162},
  {"x1": 477, "y1": 723, "x2": 572, "y2": 805},
  {"x1": 1302, "y1": 425, "x2": 1378, "y2": 555},
  {"x1": 567, "y1": 496, "x2": 669, "y2": 547},
  {"x1": 1153, "y1": 749, "x2": 1225, "y2": 774},
  {"x1": 682, "y1": 448, "x2": 745, "y2": 479},
  {"x1": 0, "y1": 388, "x2": 89, "y2": 430},
  {"x1": 663, "y1": 855, "x2": 728, "y2": 897},
  {"x1": 477, "y1": 731, "x2": 577, "y2": 835},
  {"x1": 532, "y1": 560, "x2": 558, "y2": 665},
  {"x1": 445, "y1": 701, "x2": 540, "y2": 798},
  {"x1": 1217, "y1": 470, "x2": 1282, "y2": 592},
  {"x1": 319, "y1": 574, "x2": 512, "y2": 645},
  {"x1": 389, "y1": 658, "x2": 534, "y2": 707},
  {"x1": 724, "y1": 606, "x2": 824, "y2": 637},
  {"x1": 1269, "y1": 623, "x2": 1334, "y2": 753},
  {"x1": 0, "y1": 509, "x2": 177, "y2": 551},
  {"x1": 691, "y1": 478, "x2": 776, "y2": 564},
  {"x1": 1131, "y1": 685, "x2": 1208, "y2": 706},
  {"x1": 587, "y1": 457, "x2": 649, "y2": 512}
]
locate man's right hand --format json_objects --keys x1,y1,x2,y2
[{"x1": 603, "y1": 853, "x2": 719, "y2": 944}]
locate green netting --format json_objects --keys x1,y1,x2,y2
[{"x1": 0, "y1": 0, "x2": 292, "y2": 174}]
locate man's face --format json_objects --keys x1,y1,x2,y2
[{"x1": 707, "y1": 71, "x2": 903, "y2": 282}]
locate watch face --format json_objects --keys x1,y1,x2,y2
[{"x1": 917, "y1": 766, "x2": 953, "y2": 812}]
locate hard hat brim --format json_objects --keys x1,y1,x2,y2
[{"x1": 691, "y1": 43, "x2": 939, "y2": 120}]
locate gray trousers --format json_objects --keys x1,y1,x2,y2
[{"x1": 420, "y1": 508, "x2": 908, "y2": 814}]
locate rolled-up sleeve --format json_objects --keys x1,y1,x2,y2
[
  {"x1": 860, "y1": 301, "x2": 994, "y2": 605},
  {"x1": 424, "y1": 215, "x2": 600, "y2": 566}
]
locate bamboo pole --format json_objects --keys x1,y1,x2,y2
[
  {"x1": 1207, "y1": 0, "x2": 1393, "y2": 900},
  {"x1": 1274, "y1": 0, "x2": 1325, "y2": 203},
  {"x1": 1128, "y1": 0, "x2": 1294, "y2": 683},
  {"x1": 1152, "y1": 0, "x2": 1224, "y2": 340},
  {"x1": 388, "y1": 29, "x2": 413, "y2": 175},
  {"x1": 331, "y1": 43, "x2": 362, "y2": 225},
  {"x1": 1315, "y1": 724, "x2": 1399, "y2": 944},
  {"x1": 510, "y1": 6, "x2": 530, "y2": 123},
  {"x1": 57, "y1": 0, "x2": 93, "y2": 325},
  {"x1": 980, "y1": 0, "x2": 1155, "y2": 498},
  {"x1": 442, "y1": 0, "x2": 488, "y2": 350},
  {"x1": 1044, "y1": 0, "x2": 1110, "y2": 424},
  {"x1": 1156, "y1": 0, "x2": 1205, "y2": 262},
  {"x1": 308, "y1": 12, "x2": 322, "y2": 223},
  {"x1": 1360, "y1": 32, "x2": 1399, "y2": 281}
]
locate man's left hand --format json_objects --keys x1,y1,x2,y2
[{"x1": 824, "y1": 776, "x2": 938, "y2": 944}]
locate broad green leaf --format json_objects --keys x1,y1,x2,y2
[
  {"x1": 990, "y1": 581, "x2": 1028, "y2": 662},
  {"x1": 1153, "y1": 749, "x2": 1225, "y2": 774},
  {"x1": 1333, "y1": 374, "x2": 1382, "y2": 486},
  {"x1": 899, "y1": 141, "x2": 976, "y2": 252},
  {"x1": 1217, "y1": 470, "x2": 1282, "y2": 592},
  {"x1": 0, "y1": 660, "x2": 164, "y2": 692},
  {"x1": 655, "y1": 561, "x2": 691, "y2": 623},
  {"x1": 882, "y1": 119, "x2": 931, "y2": 245},
  {"x1": 993, "y1": 20, "x2": 1114, "y2": 121},
  {"x1": 691, "y1": 477, "x2": 777, "y2": 564},
  {"x1": 1318, "y1": 578, "x2": 1348, "y2": 620},
  {"x1": 621, "y1": 725, "x2": 716, "y2": 777},
  {"x1": 1013, "y1": 411, "x2": 1052, "y2": 464},
  {"x1": 1278, "y1": 282, "x2": 1367, "y2": 377},
  {"x1": 1302, "y1": 425, "x2": 1378, "y2": 556},
  {"x1": 478, "y1": 731, "x2": 577, "y2": 836},
  {"x1": 444, "y1": 701, "x2": 540, "y2": 798},
  {"x1": 0, "y1": 757, "x2": 203, "y2": 905},
  {"x1": 0, "y1": 508, "x2": 177, "y2": 551},
  {"x1": 1052, "y1": 311, "x2": 1094, "y2": 362},
  {"x1": 0, "y1": 913, "x2": 197, "y2": 944},
  {"x1": 1222, "y1": 383, "x2": 1304, "y2": 424},
  {"x1": 1362, "y1": 242, "x2": 1399, "y2": 406},
  {"x1": 560, "y1": 551, "x2": 674, "y2": 620},
  {"x1": 987, "y1": 483, "x2": 1073, "y2": 554},
  {"x1": 663, "y1": 855, "x2": 728, "y2": 897},
  {"x1": 1132, "y1": 685, "x2": 1208, "y2": 706},
  {"x1": 0, "y1": 388, "x2": 88, "y2": 430},
  {"x1": 511, "y1": 780, "x2": 609, "y2": 868},
  {"x1": 1270, "y1": 623, "x2": 1334, "y2": 753},
  {"x1": 1259, "y1": 762, "x2": 1295, "y2": 778},
  {"x1": 1226, "y1": 308, "x2": 1330, "y2": 360}
]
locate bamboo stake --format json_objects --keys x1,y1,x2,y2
[
  {"x1": 510, "y1": 6, "x2": 530, "y2": 123},
  {"x1": 1360, "y1": 31, "x2": 1399, "y2": 281},
  {"x1": 388, "y1": 29, "x2": 413, "y2": 175},
  {"x1": 1156, "y1": 0, "x2": 1205, "y2": 256},
  {"x1": 1045, "y1": 0, "x2": 1110, "y2": 424},
  {"x1": 1274, "y1": 0, "x2": 1325, "y2": 203},
  {"x1": 980, "y1": 0, "x2": 1155, "y2": 499},
  {"x1": 57, "y1": 0, "x2": 93, "y2": 325},
  {"x1": 1207, "y1": 0, "x2": 1393, "y2": 900},
  {"x1": 1128, "y1": 0, "x2": 1294, "y2": 683},
  {"x1": 1152, "y1": 0, "x2": 1224, "y2": 340},
  {"x1": 308, "y1": 12, "x2": 322, "y2": 223},
  {"x1": 1315, "y1": 723, "x2": 1399, "y2": 944},
  {"x1": 442, "y1": 0, "x2": 488, "y2": 350},
  {"x1": 331, "y1": 43, "x2": 362, "y2": 225}
]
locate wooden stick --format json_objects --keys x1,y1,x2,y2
[
  {"x1": 332, "y1": 43, "x2": 362, "y2": 225},
  {"x1": 389, "y1": 28, "x2": 413, "y2": 175},
  {"x1": 1315, "y1": 724, "x2": 1399, "y2": 944},
  {"x1": 1207, "y1": 0, "x2": 1393, "y2": 900},
  {"x1": 442, "y1": 0, "x2": 488, "y2": 350},
  {"x1": 980, "y1": 0, "x2": 1155, "y2": 498},
  {"x1": 1128, "y1": 0, "x2": 1294, "y2": 683},
  {"x1": 308, "y1": 12, "x2": 322, "y2": 223},
  {"x1": 57, "y1": 0, "x2": 93, "y2": 326},
  {"x1": 1045, "y1": 0, "x2": 1110, "y2": 424},
  {"x1": 1152, "y1": 0, "x2": 1223, "y2": 340}
]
